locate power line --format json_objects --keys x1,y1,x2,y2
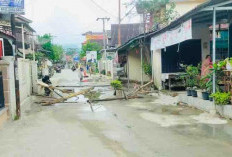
[{"x1": 89, "y1": 0, "x2": 117, "y2": 19}]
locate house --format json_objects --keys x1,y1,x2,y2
[
  {"x1": 15, "y1": 15, "x2": 36, "y2": 56},
  {"x1": 149, "y1": 0, "x2": 232, "y2": 89},
  {"x1": 82, "y1": 31, "x2": 105, "y2": 47},
  {"x1": 110, "y1": 23, "x2": 143, "y2": 47},
  {"x1": 0, "y1": 14, "x2": 38, "y2": 126},
  {"x1": 136, "y1": 0, "x2": 208, "y2": 32},
  {"x1": 98, "y1": 23, "x2": 143, "y2": 79}
]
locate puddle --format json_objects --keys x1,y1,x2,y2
[
  {"x1": 127, "y1": 103, "x2": 151, "y2": 110},
  {"x1": 66, "y1": 95, "x2": 88, "y2": 103},
  {"x1": 150, "y1": 93, "x2": 178, "y2": 106},
  {"x1": 140, "y1": 112, "x2": 191, "y2": 127}
]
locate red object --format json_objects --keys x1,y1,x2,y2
[
  {"x1": 0, "y1": 40, "x2": 3, "y2": 59},
  {"x1": 84, "y1": 71, "x2": 88, "y2": 77}
]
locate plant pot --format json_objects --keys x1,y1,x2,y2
[
  {"x1": 116, "y1": 90, "x2": 123, "y2": 97},
  {"x1": 187, "y1": 90, "x2": 192, "y2": 96},
  {"x1": 209, "y1": 97, "x2": 213, "y2": 101},
  {"x1": 202, "y1": 92, "x2": 209, "y2": 100},
  {"x1": 197, "y1": 90, "x2": 202, "y2": 99},
  {"x1": 191, "y1": 90, "x2": 198, "y2": 97}
]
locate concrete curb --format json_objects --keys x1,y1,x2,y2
[{"x1": 179, "y1": 93, "x2": 232, "y2": 119}]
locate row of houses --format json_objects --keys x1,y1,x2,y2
[
  {"x1": 0, "y1": 14, "x2": 38, "y2": 126},
  {"x1": 96, "y1": 0, "x2": 232, "y2": 91}
]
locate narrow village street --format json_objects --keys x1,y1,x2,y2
[{"x1": 0, "y1": 69, "x2": 232, "y2": 157}]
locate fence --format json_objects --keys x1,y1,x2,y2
[{"x1": 98, "y1": 60, "x2": 115, "y2": 78}]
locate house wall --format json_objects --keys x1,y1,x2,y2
[
  {"x1": 17, "y1": 59, "x2": 32, "y2": 112},
  {"x1": 128, "y1": 49, "x2": 150, "y2": 82},
  {"x1": 152, "y1": 49, "x2": 162, "y2": 89},
  {"x1": 192, "y1": 23, "x2": 210, "y2": 61},
  {"x1": 2, "y1": 57, "x2": 17, "y2": 119},
  {"x1": 0, "y1": 60, "x2": 10, "y2": 126},
  {"x1": 169, "y1": 0, "x2": 207, "y2": 17}
]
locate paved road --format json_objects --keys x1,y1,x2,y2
[{"x1": 0, "y1": 69, "x2": 232, "y2": 157}]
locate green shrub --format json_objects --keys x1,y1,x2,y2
[
  {"x1": 143, "y1": 63, "x2": 152, "y2": 77},
  {"x1": 110, "y1": 80, "x2": 122, "y2": 90},
  {"x1": 181, "y1": 65, "x2": 199, "y2": 88},
  {"x1": 210, "y1": 92, "x2": 231, "y2": 105}
]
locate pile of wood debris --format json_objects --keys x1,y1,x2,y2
[{"x1": 37, "y1": 80, "x2": 154, "y2": 111}]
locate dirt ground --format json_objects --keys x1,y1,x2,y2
[{"x1": 1, "y1": 69, "x2": 232, "y2": 157}]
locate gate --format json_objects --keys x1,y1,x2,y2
[{"x1": 0, "y1": 71, "x2": 4, "y2": 109}]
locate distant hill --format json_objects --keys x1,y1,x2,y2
[{"x1": 62, "y1": 43, "x2": 79, "y2": 49}]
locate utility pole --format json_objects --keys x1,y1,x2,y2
[
  {"x1": 11, "y1": 14, "x2": 21, "y2": 118},
  {"x1": 21, "y1": 24, "x2": 25, "y2": 59},
  {"x1": 32, "y1": 34, "x2": 35, "y2": 61},
  {"x1": 96, "y1": 17, "x2": 110, "y2": 50},
  {"x1": 118, "y1": 0, "x2": 121, "y2": 46}
]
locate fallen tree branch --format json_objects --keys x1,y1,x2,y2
[
  {"x1": 91, "y1": 96, "x2": 143, "y2": 102},
  {"x1": 128, "y1": 81, "x2": 153, "y2": 96},
  {"x1": 41, "y1": 88, "x2": 94, "y2": 106}
]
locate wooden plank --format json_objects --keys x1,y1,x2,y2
[{"x1": 42, "y1": 88, "x2": 94, "y2": 106}]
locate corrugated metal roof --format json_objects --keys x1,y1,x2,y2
[
  {"x1": 110, "y1": 23, "x2": 142, "y2": 47},
  {"x1": 117, "y1": 0, "x2": 232, "y2": 52}
]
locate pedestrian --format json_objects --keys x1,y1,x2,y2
[
  {"x1": 201, "y1": 55, "x2": 212, "y2": 77},
  {"x1": 77, "y1": 66, "x2": 83, "y2": 82},
  {"x1": 42, "y1": 75, "x2": 52, "y2": 96}
]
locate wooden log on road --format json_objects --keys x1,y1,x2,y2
[
  {"x1": 42, "y1": 88, "x2": 94, "y2": 106},
  {"x1": 128, "y1": 81, "x2": 153, "y2": 96},
  {"x1": 91, "y1": 95, "x2": 143, "y2": 102}
]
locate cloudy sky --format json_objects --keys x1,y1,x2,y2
[{"x1": 25, "y1": 0, "x2": 140, "y2": 48}]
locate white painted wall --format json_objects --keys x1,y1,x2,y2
[
  {"x1": 31, "y1": 61, "x2": 38, "y2": 94},
  {"x1": 128, "y1": 50, "x2": 151, "y2": 82},
  {"x1": 18, "y1": 59, "x2": 32, "y2": 104},
  {"x1": 152, "y1": 49, "x2": 162, "y2": 89},
  {"x1": 192, "y1": 24, "x2": 210, "y2": 61},
  {"x1": 169, "y1": 0, "x2": 207, "y2": 17}
]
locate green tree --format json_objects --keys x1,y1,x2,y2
[
  {"x1": 38, "y1": 34, "x2": 64, "y2": 62},
  {"x1": 26, "y1": 52, "x2": 45, "y2": 61},
  {"x1": 80, "y1": 41, "x2": 102, "y2": 60},
  {"x1": 52, "y1": 45, "x2": 64, "y2": 62},
  {"x1": 128, "y1": 0, "x2": 178, "y2": 30}
]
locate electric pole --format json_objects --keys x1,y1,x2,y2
[
  {"x1": 96, "y1": 17, "x2": 110, "y2": 50},
  {"x1": 118, "y1": 0, "x2": 121, "y2": 46}
]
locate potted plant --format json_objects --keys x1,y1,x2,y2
[
  {"x1": 191, "y1": 86, "x2": 198, "y2": 97},
  {"x1": 210, "y1": 92, "x2": 231, "y2": 105},
  {"x1": 183, "y1": 65, "x2": 199, "y2": 97},
  {"x1": 111, "y1": 80, "x2": 123, "y2": 96},
  {"x1": 199, "y1": 78, "x2": 209, "y2": 100},
  {"x1": 205, "y1": 62, "x2": 224, "y2": 101}
]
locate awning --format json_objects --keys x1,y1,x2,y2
[{"x1": 151, "y1": 19, "x2": 192, "y2": 51}]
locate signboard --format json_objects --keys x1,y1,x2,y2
[
  {"x1": 151, "y1": 19, "x2": 192, "y2": 51},
  {"x1": 86, "y1": 51, "x2": 97, "y2": 63},
  {"x1": 0, "y1": 0, "x2": 24, "y2": 14},
  {"x1": 106, "y1": 51, "x2": 116, "y2": 60},
  {"x1": 73, "y1": 55, "x2": 80, "y2": 62}
]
